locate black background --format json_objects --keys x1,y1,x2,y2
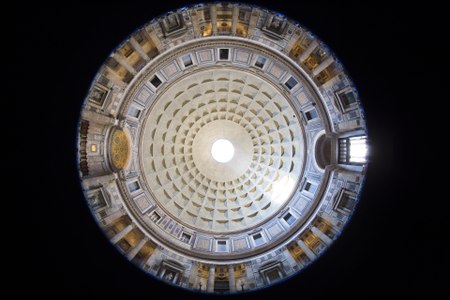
[{"x1": 16, "y1": 1, "x2": 447, "y2": 298}]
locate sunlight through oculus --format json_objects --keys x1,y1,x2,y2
[{"x1": 211, "y1": 139, "x2": 235, "y2": 163}]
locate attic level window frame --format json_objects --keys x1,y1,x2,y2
[
  {"x1": 216, "y1": 240, "x2": 228, "y2": 252},
  {"x1": 150, "y1": 75, "x2": 162, "y2": 88},
  {"x1": 255, "y1": 56, "x2": 267, "y2": 68},
  {"x1": 305, "y1": 108, "x2": 318, "y2": 121},
  {"x1": 128, "y1": 181, "x2": 140, "y2": 193},
  {"x1": 252, "y1": 233, "x2": 265, "y2": 246},
  {"x1": 218, "y1": 48, "x2": 230, "y2": 60},
  {"x1": 182, "y1": 54, "x2": 193, "y2": 67},
  {"x1": 127, "y1": 106, "x2": 142, "y2": 118},
  {"x1": 283, "y1": 212, "x2": 296, "y2": 225},
  {"x1": 304, "y1": 181, "x2": 317, "y2": 194},
  {"x1": 181, "y1": 232, "x2": 192, "y2": 243},
  {"x1": 285, "y1": 76, "x2": 298, "y2": 90}
]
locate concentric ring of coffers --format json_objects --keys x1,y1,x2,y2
[{"x1": 78, "y1": 2, "x2": 368, "y2": 294}]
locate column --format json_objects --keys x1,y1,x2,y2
[
  {"x1": 188, "y1": 262, "x2": 200, "y2": 291},
  {"x1": 190, "y1": 11, "x2": 201, "y2": 38},
  {"x1": 299, "y1": 40, "x2": 318, "y2": 62},
  {"x1": 285, "y1": 31, "x2": 301, "y2": 54},
  {"x1": 126, "y1": 238, "x2": 148, "y2": 260},
  {"x1": 111, "y1": 224, "x2": 134, "y2": 244},
  {"x1": 231, "y1": 6, "x2": 239, "y2": 35},
  {"x1": 81, "y1": 173, "x2": 116, "y2": 189},
  {"x1": 145, "y1": 26, "x2": 164, "y2": 52},
  {"x1": 312, "y1": 57, "x2": 334, "y2": 77},
  {"x1": 145, "y1": 246, "x2": 160, "y2": 267},
  {"x1": 243, "y1": 262, "x2": 254, "y2": 291},
  {"x1": 311, "y1": 226, "x2": 333, "y2": 246},
  {"x1": 296, "y1": 239, "x2": 317, "y2": 261},
  {"x1": 210, "y1": 5, "x2": 217, "y2": 35},
  {"x1": 103, "y1": 66, "x2": 127, "y2": 88},
  {"x1": 207, "y1": 265, "x2": 215, "y2": 292},
  {"x1": 247, "y1": 9, "x2": 259, "y2": 37},
  {"x1": 283, "y1": 249, "x2": 297, "y2": 268},
  {"x1": 173, "y1": 272, "x2": 179, "y2": 283},
  {"x1": 129, "y1": 37, "x2": 150, "y2": 61},
  {"x1": 320, "y1": 213, "x2": 340, "y2": 227},
  {"x1": 112, "y1": 53, "x2": 137, "y2": 75},
  {"x1": 228, "y1": 265, "x2": 236, "y2": 292}
]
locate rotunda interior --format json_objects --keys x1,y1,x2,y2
[{"x1": 77, "y1": 2, "x2": 368, "y2": 294}]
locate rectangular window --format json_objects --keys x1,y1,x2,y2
[
  {"x1": 283, "y1": 212, "x2": 296, "y2": 225},
  {"x1": 90, "y1": 144, "x2": 97, "y2": 152},
  {"x1": 217, "y1": 240, "x2": 228, "y2": 252},
  {"x1": 305, "y1": 108, "x2": 318, "y2": 121},
  {"x1": 88, "y1": 190, "x2": 107, "y2": 210},
  {"x1": 89, "y1": 85, "x2": 108, "y2": 106},
  {"x1": 127, "y1": 106, "x2": 141, "y2": 118},
  {"x1": 150, "y1": 75, "x2": 162, "y2": 88},
  {"x1": 219, "y1": 48, "x2": 230, "y2": 60},
  {"x1": 304, "y1": 182, "x2": 317, "y2": 194},
  {"x1": 335, "y1": 190, "x2": 357, "y2": 214},
  {"x1": 252, "y1": 233, "x2": 264, "y2": 246},
  {"x1": 340, "y1": 91, "x2": 356, "y2": 107},
  {"x1": 182, "y1": 54, "x2": 193, "y2": 67},
  {"x1": 339, "y1": 135, "x2": 368, "y2": 164},
  {"x1": 181, "y1": 233, "x2": 191, "y2": 243},
  {"x1": 255, "y1": 56, "x2": 267, "y2": 68},
  {"x1": 305, "y1": 182, "x2": 311, "y2": 191},
  {"x1": 128, "y1": 181, "x2": 140, "y2": 193},
  {"x1": 339, "y1": 194, "x2": 356, "y2": 211},
  {"x1": 266, "y1": 269, "x2": 281, "y2": 282},
  {"x1": 150, "y1": 211, "x2": 161, "y2": 222},
  {"x1": 349, "y1": 136, "x2": 368, "y2": 163},
  {"x1": 285, "y1": 76, "x2": 298, "y2": 90},
  {"x1": 336, "y1": 88, "x2": 358, "y2": 112}
]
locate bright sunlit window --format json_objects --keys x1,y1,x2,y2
[
  {"x1": 339, "y1": 135, "x2": 368, "y2": 164},
  {"x1": 349, "y1": 136, "x2": 368, "y2": 163}
]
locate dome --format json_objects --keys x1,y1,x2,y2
[{"x1": 77, "y1": 2, "x2": 368, "y2": 294}]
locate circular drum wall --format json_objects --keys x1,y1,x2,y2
[{"x1": 77, "y1": 2, "x2": 369, "y2": 294}]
